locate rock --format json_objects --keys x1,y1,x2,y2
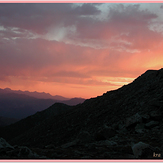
[
  {"x1": 112, "y1": 123, "x2": 119, "y2": 130},
  {"x1": 135, "y1": 123, "x2": 145, "y2": 133},
  {"x1": 149, "y1": 99, "x2": 161, "y2": 108},
  {"x1": 93, "y1": 140, "x2": 117, "y2": 147},
  {"x1": 0, "y1": 137, "x2": 14, "y2": 150},
  {"x1": 81, "y1": 155, "x2": 91, "y2": 159},
  {"x1": 132, "y1": 142, "x2": 150, "y2": 158},
  {"x1": 142, "y1": 114, "x2": 150, "y2": 123},
  {"x1": 86, "y1": 144, "x2": 96, "y2": 150},
  {"x1": 103, "y1": 128, "x2": 116, "y2": 139},
  {"x1": 18, "y1": 146, "x2": 40, "y2": 158},
  {"x1": 131, "y1": 142, "x2": 161, "y2": 158},
  {"x1": 125, "y1": 113, "x2": 142, "y2": 128},
  {"x1": 102, "y1": 152, "x2": 111, "y2": 158},
  {"x1": 153, "y1": 126, "x2": 160, "y2": 129},
  {"x1": 45, "y1": 144, "x2": 55, "y2": 149},
  {"x1": 118, "y1": 123, "x2": 125, "y2": 130},
  {"x1": 77, "y1": 131, "x2": 92, "y2": 143},
  {"x1": 94, "y1": 124, "x2": 117, "y2": 141},
  {"x1": 1, "y1": 145, "x2": 43, "y2": 159},
  {"x1": 122, "y1": 145, "x2": 133, "y2": 155},
  {"x1": 61, "y1": 140, "x2": 79, "y2": 148},
  {"x1": 94, "y1": 133, "x2": 106, "y2": 141},
  {"x1": 96, "y1": 125, "x2": 116, "y2": 140},
  {"x1": 145, "y1": 121, "x2": 159, "y2": 129},
  {"x1": 117, "y1": 127, "x2": 128, "y2": 134},
  {"x1": 150, "y1": 111, "x2": 162, "y2": 121},
  {"x1": 105, "y1": 140, "x2": 117, "y2": 146}
]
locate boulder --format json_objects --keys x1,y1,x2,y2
[
  {"x1": 95, "y1": 129, "x2": 116, "y2": 141},
  {"x1": 112, "y1": 123, "x2": 119, "y2": 130},
  {"x1": 132, "y1": 142, "x2": 150, "y2": 158},
  {"x1": 125, "y1": 113, "x2": 142, "y2": 128},
  {"x1": 0, "y1": 139, "x2": 43, "y2": 159},
  {"x1": 141, "y1": 114, "x2": 150, "y2": 123},
  {"x1": 150, "y1": 111, "x2": 162, "y2": 121},
  {"x1": 132, "y1": 142, "x2": 161, "y2": 158},
  {"x1": 93, "y1": 140, "x2": 117, "y2": 147},
  {"x1": 0, "y1": 137, "x2": 14, "y2": 150},
  {"x1": 135, "y1": 123, "x2": 145, "y2": 134},
  {"x1": 145, "y1": 121, "x2": 159, "y2": 129},
  {"x1": 94, "y1": 132, "x2": 106, "y2": 141},
  {"x1": 61, "y1": 140, "x2": 79, "y2": 148},
  {"x1": 77, "y1": 131, "x2": 92, "y2": 143},
  {"x1": 97, "y1": 125, "x2": 116, "y2": 140},
  {"x1": 44, "y1": 144, "x2": 55, "y2": 149},
  {"x1": 102, "y1": 127, "x2": 116, "y2": 139},
  {"x1": 17, "y1": 146, "x2": 40, "y2": 158}
]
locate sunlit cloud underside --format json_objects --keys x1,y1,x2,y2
[{"x1": 0, "y1": 3, "x2": 163, "y2": 98}]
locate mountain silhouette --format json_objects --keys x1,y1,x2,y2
[
  {"x1": 0, "y1": 89, "x2": 85, "y2": 120},
  {"x1": 0, "y1": 88, "x2": 70, "y2": 101},
  {"x1": 0, "y1": 68, "x2": 163, "y2": 159},
  {"x1": 0, "y1": 116, "x2": 18, "y2": 127}
]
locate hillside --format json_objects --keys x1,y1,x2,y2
[
  {"x1": 0, "y1": 90, "x2": 85, "y2": 120},
  {"x1": 0, "y1": 93, "x2": 57, "y2": 119},
  {"x1": 0, "y1": 116, "x2": 18, "y2": 127},
  {"x1": 0, "y1": 68, "x2": 163, "y2": 159}
]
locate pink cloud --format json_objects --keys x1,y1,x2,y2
[{"x1": 0, "y1": 3, "x2": 163, "y2": 98}]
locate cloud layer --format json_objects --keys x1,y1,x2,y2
[{"x1": 0, "y1": 3, "x2": 163, "y2": 98}]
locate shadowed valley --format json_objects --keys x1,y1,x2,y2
[{"x1": 0, "y1": 88, "x2": 85, "y2": 123}]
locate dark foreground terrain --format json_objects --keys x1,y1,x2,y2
[{"x1": 0, "y1": 68, "x2": 163, "y2": 159}]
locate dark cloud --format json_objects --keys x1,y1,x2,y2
[
  {"x1": 0, "y1": 3, "x2": 160, "y2": 51},
  {"x1": 72, "y1": 3, "x2": 101, "y2": 15},
  {"x1": 108, "y1": 4, "x2": 157, "y2": 23},
  {"x1": 0, "y1": 3, "x2": 101, "y2": 34},
  {"x1": 77, "y1": 4, "x2": 157, "y2": 38},
  {"x1": 72, "y1": 4, "x2": 161, "y2": 50}
]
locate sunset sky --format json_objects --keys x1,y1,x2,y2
[{"x1": 0, "y1": 3, "x2": 163, "y2": 98}]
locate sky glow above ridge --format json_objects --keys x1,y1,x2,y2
[{"x1": 0, "y1": 3, "x2": 163, "y2": 98}]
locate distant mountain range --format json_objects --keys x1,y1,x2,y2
[
  {"x1": 0, "y1": 88, "x2": 70, "y2": 101},
  {"x1": 0, "y1": 88, "x2": 85, "y2": 123}
]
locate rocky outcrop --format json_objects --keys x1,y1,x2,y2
[
  {"x1": 0, "y1": 137, "x2": 45, "y2": 159},
  {"x1": 145, "y1": 121, "x2": 159, "y2": 129},
  {"x1": 77, "y1": 131, "x2": 93, "y2": 143},
  {"x1": 125, "y1": 113, "x2": 142, "y2": 128},
  {"x1": 0, "y1": 137, "x2": 13, "y2": 149},
  {"x1": 94, "y1": 125, "x2": 116, "y2": 141},
  {"x1": 132, "y1": 142, "x2": 162, "y2": 159}
]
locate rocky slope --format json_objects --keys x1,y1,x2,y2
[{"x1": 0, "y1": 68, "x2": 163, "y2": 159}]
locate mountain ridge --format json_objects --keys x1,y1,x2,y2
[
  {"x1": 0, "y1": 89, "x2": 86, "y2": 120},
  {"x1": 0, "y1": 88, "x2": 70, "y2": 101},
  {"x1": 0, "y1": 68, "x2": 163, "y2": 159}
]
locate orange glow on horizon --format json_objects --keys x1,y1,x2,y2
[
  {"x1": 0, "y1": 81, "x2": 120, "y2": 99},
  {"x1": 1, "y1": 4, "x2": 163, "y2": 99}
]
